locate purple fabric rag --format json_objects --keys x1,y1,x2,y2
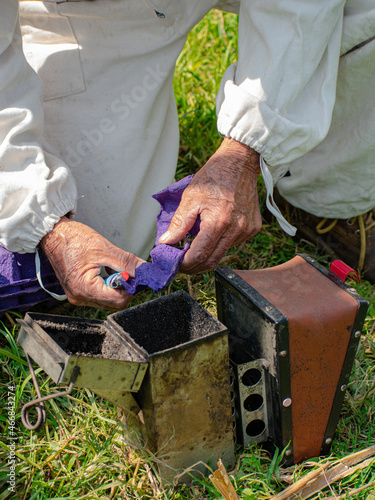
[{"x1": 120, "y1": 174, "x2": 200, "y2": 294}]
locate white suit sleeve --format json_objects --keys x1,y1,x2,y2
[
  {"x1": 216, "y1": 0, "x2": 346, "y2": 166},
  {"x1": 0, "y1": 1, "x2": 77, "y2": 254}
]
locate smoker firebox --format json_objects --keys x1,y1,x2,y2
[{"x1": 17, "y1": 290, "x2": 234, "y2": 482}]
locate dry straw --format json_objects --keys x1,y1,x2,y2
[{"x1": 211, "y1": 446, "x2": 375, "y2": 500}]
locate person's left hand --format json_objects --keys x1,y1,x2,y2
[
  {"x1": 40, "y1": 217, "x2": 145, "y2": 309},
  {"x1": 159, "y1": 137, "x2": 262, "y2": 274}
]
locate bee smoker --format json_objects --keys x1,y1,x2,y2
[
  {"x1": 17, "y1": 254, "x2": 368, "y2": 482},
  {"x1": 215, "y1": 254, "x2": 368, "y2": 465}
]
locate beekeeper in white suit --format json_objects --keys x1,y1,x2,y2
[{"x1": 0, "y1": 0, "x2": 374, "y2": 309}]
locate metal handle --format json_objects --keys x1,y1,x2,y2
[{"x1": 21, "y1": 353, "x2": 80, "y2": 431}]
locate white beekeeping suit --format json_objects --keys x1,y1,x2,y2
[{"x1": 0, "y1": 0, "x2": 374, "y2": 258}]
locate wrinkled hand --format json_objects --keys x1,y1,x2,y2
[
  {"x1": 159, "y1": 137, "x2": 262, "y2": 274},
  {"x1": 40, "y1": 217, "x2": 145, "y2": 309}
]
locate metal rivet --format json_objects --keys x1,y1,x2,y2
[
  {"x1": 325, "y1": 438, "x2": 332, "y2": 445},
  {"x1": 341, "y1": 384, "x2": 347, "y2": 392},
  {"x1": 354, "y1": 331, "x2": 361, "y2": 338},
  {"x1": 283, "y1": 398, "x2": 292, "y2": 407},
  {"x1": 285, "y1": 449, "x2": 292, "y2": 457},
  {"x1": 279, "y1": 350, "x2": 288, "y2": 357}
]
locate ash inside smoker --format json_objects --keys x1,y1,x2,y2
[
  {"x1": 109, "y1": 290, "x2": 224, "y2": 355},
  {"x1": 34, "y1": 291, "x2": 224, "y2": 361},
  {"x1": 36, "y1": 319, "x2": 136, "y2": 361}
]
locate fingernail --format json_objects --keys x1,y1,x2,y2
[{"x1": 159, "y1": 231, "x2": 170, "y2": 243}]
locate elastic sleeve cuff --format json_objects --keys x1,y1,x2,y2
[
  {"x1": 1, "y1": 196, "x2": 77, "y2": 254},
  {"x1": 31, "y1": 199, "x2": 77, "y2": 252},
  {"x1": 216, "y1": 0, "x2": 344, "y2": 167},
  {"x1": 0, "y1": 151, "x2": 78, "y2": 254},
  {"x1": 216, "y1": 64, "x2": 336, "y2": 166}
]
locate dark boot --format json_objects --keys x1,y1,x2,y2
[{"x1": 268, "y1": 190, "x2": 375, "y2": 283}]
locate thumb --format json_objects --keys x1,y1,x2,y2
[
  {"x1": 159, "y1": 205, "x2": 199, "y2": 245},
  {"x1": 105, "y1": 249, "x2": 146, "y2": 277}
]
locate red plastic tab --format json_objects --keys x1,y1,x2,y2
[
  {"x1": 330, "y1": 260, "x2": 361, "y2": 283},
  {"x1": 119, "y1": 271, "x2": 130, "y2": 281}
]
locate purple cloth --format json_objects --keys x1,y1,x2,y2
[
  {"x1": 120, "y1": 174, "x2": 200, "y2": 294},
  {"x1": 0, "y1": 248, "x2": 64, "y2": 315}
]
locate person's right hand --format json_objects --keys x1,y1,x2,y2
[
  {"x1": 159, "y1": 138, "x2": 262, "y2": 274},
  {"x1": 40, "y1": 216, "x2": 145, "y2": 309}
]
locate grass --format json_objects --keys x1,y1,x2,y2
[{"x1": 1, "y1": 9, "x2": 375, "y2": 500}]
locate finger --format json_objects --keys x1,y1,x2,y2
[
  {"x1": 99, "y1": 248, "x2": 146, "y2": 278},
  {"x1": 231, "y1": 228, "x2": 257, "y2": 247},
  {"x1": 159, "y1": 202, "x2": 200, "y2": 245},
  {"x1": 219, "y1": 208, "x2": 262, "y2": 249},
  {"x1": 180, "y1": 229, "x2": 234, "y2": 274},
  {"x1": 180, "y1": 213, "x2": 259, "y2": 274},
  {"x1": 179, "y1": 218, "x2": 231, "y2": 273},
  {"x1": 179, "y1": 207, "x2": 251, "y2": 270},
  {"x1": 66, "y1": 294, "x2": 130, "y2": 310},
  {"x1": 96, "y1": 277, "x2": 134, "y2": 309},
  {"x1": 66, "y1": 273, "x2": 134, "y2": 309},
  {"x1": 67, "y1": 295, "x2": 130, "y2": 310}
]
